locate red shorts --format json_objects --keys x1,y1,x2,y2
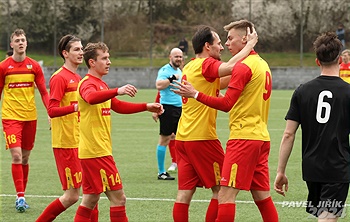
[
  {"x1": 80, "y1": 156, "x2": 123, "y2": 195},
  {"x1": 2, "y1": 120, "x2": 37, "y2": 150},
  {"x1": 53, "y1": 148, "x2": 82, "y2": 190},
  {"x1": 220, "y1": 140, "x2": 270, "y2": 191},
  {"x1": 175, "y1": 140, "x2": 224, "y2": 190}
]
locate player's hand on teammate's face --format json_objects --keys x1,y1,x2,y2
[
  {"x1": 117, "y1": 84, "x2": 138, "y2": 97},
  {"x1": 170, "y1": 80, "x2": 197, "y2": 98}
]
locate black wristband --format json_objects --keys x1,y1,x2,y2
[{"x1": 167, "y1": 75, "x2": 177, "y2": 83}]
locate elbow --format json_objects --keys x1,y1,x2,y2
[
  {"x1": 222, "y1": 101, "x2": 234, "y2": 112},
  {"x1": 155, "y1": 84, "x2": 164, "y2": 90},
  {"x1": 283, "y1": 131, "x2": 295, "y2": 141},
  {"x1": 47, "y1": 109, "x2": 56, "y2": 118},
  {"x1": 86, "y1": 99, "x2": 97, "y2": 105},
  {"x1": 222, "y1": 107, "x2": 231, "y2": 113}
]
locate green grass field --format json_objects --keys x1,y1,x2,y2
[{"x1": 0, "y1": 89, "x2": 349, "y2": 221}]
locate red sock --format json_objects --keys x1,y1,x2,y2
[
  {"x1": 74, "y1": 205, "x2": 92, "y2": 222},
  {"x1": 206, "y1": 198, "x2": 218, "y2": 222},
  {"x1": 90, "y1": 204, "x2": 99, "y2": 222},
  {"x1": 173, "y1": 202, "x2": 189, "y2": 222},
  {"x1": 12, "y1": 163, "x2": 24, "y2": 196},
  {"x1": 36, "y1": 198, "x2": 66, "y2": 222},
  {"x1": 255, "y1": 196, "x2": 279, "y2": 222},
  {"x1": 216, "y1": 203, "x2": 236, "y2": 222},
  {"x1": 110, "y1": 206, "x2": 128, "y2": 222},
  {"x1": 22, "y1": 164, "x2": 29, "y2": 191},
  {"x1": 168, "y1": 140, "x2": 176, "y2": 163}
]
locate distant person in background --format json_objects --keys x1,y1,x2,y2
[
  {"x1": 152, "y1": 91, "x2": 177, "y2": 172},
  {"x1": 0, "y1": 29, "x2": 49, "y2": 213},
  {"x1": 336, "y1": 23, "x2": 346, "y2": 49},
  {"x1": 6, "y1": 50, "x2": 13, "y2": 58},
  {"x1": 154, "y1": 48, "x2": 183, "y2": 180},
  {"x1": 152, "y1": 56, "x2": 185, "y2": 173},
  {"x1": 178, "y1": 37, "x2": 189, "y2": 56},
  {"x1": 340, "y1": 49, "x2": 350, "y2": 83},
  {"x1": 36, "y1": 35, "x2": 90, "y2": 221}
]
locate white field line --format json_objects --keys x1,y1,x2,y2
[{"x1": 0, "y1": 194, "x2": 349, "y2": 206}]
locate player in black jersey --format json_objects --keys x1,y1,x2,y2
[{"x1": 274, "y1": 32, "x2": 350, "y2": 221}]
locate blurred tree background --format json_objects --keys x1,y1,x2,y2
[{"x1": 0, "y1": 0, "x2": 349, "y2": 58}]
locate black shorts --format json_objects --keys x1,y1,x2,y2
[
  {"x1": 306, "y1": 181, "x2": 349, "y2": 218},
  {"x1": 159, "y1": 104, "x2": 181, "y2": 136}
]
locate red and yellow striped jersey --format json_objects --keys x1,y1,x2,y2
[
  {"x1": 340, "y1": 62, "x2": 350, "y2": 84},
  {"x1": 176, "y1": 57, "x2": 222, "y2": 141},
  {"x1": 228, "y1": 53, "x2": 271, "y2": 141},
  {"x1": 50, "y1": 66, "x2": 81, "y2": 148},
  {"x1": 0, "y1": 56, "x2": 48, "y2": 121},
  {"x1": 77, "y1": 74, "x2": 112, "y2": 159}
]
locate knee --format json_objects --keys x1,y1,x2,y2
[
  {"x1": 22, "y1": 158, "x2": 29, "y2": 165},
  {"x1": 62, "y1": 190, "x2": 80, "y2": 206},
  {"x1": 111, "y1": 193, "x2": 127, "y2": 206},
  {"x1": 251, "y1": 190, "x2": 270, "y2": 201},
  {"x1": 66, "y1": 193, "x2": 80, "y2": 204},
  {"x1": 21, "y1": 152, "x2": 31, "y2": 165},
  {"x1": 118, "y1": 193, "x2": 127, "y2": 205},
  {"x1": 11, "y1": 153, "x2": 22, "y2": 163},
  {"x1": 175, "y1": 189, "x2": 195, "y2": 204}
]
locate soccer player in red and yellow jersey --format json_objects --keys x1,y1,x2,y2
[
  {"x1": 172, "y1": 20, "x2": 278, "y2": 222},
  {"x1": 169, "y1": 25, "x2": 257, "y2": 222},
  {"x1": 73, "y1": 42, "x2": 163, "y2": 222},
  {"x1": 36, "y1": 35, "x2": 86, "y2": 221},
  {"x1": 0, "y1": 29, "x2": 49, "y2": 213},
  {"x1": 339, "y1": 49, "x2": 350, "y2": 83}
]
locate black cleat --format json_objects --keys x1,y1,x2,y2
[{"x1": 158, "y1": 172, "x2": 175, "y2": 180}]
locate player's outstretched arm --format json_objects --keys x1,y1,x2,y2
[
  {"x1": 170, "y1": 80, "x2": 198, "y2": 98},
  {"x1": 146, "y1": 103, "x2": 164, "y2": 116},
  {"x1": 117, "y1": 84, "x2": 138, "y2": 97}
]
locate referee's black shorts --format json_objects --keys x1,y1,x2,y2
[{"x1": 159, "y1": 104, "x2": 181, "y2": 136}]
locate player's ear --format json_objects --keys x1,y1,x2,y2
[
  {"x1": 339, "y1": 56, "x2": 342, "y2": 64},
  {"x1": 315, "y1": 58, "x2": 321, "y2": 66},
  {"x1": 62, "y1": 50, "x2": 69, "y2": 58},
  {"x1": 88, "y1": 58, "x2": 95, "y2": 67},
  {"x1": 242, "y1": 35, "x2": 247, "y2": 44},
  {"x1": 204, "y1": 42, "x2": 211, "y2": 51}
]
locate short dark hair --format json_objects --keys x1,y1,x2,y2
[
  {"x1": 58, "y1": 34, "x2": 81, "y2": 60},
  {"x1": 313, "y1": 32, "x2": 342, "y2": 66},
  {"x1": 83, "y1": 42, "x2": 109, "y2": 68},
  {"x1": 192, "y1": 25, "x2": 216, "y2": 54},
  {"x1": 6, "y1": 50, "x2": 13, "y2": 56}
]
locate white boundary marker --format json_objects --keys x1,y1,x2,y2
[{"x1": 1, "y1": 194, "x2": 349, "y2": 206}]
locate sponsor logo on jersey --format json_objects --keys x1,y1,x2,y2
[
  {"x1": 8, "y1": 82, "x2": 33, "y2": 88},
  {"x1": 101, "y1": 108, "x2": 111, "y2": 116}
]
